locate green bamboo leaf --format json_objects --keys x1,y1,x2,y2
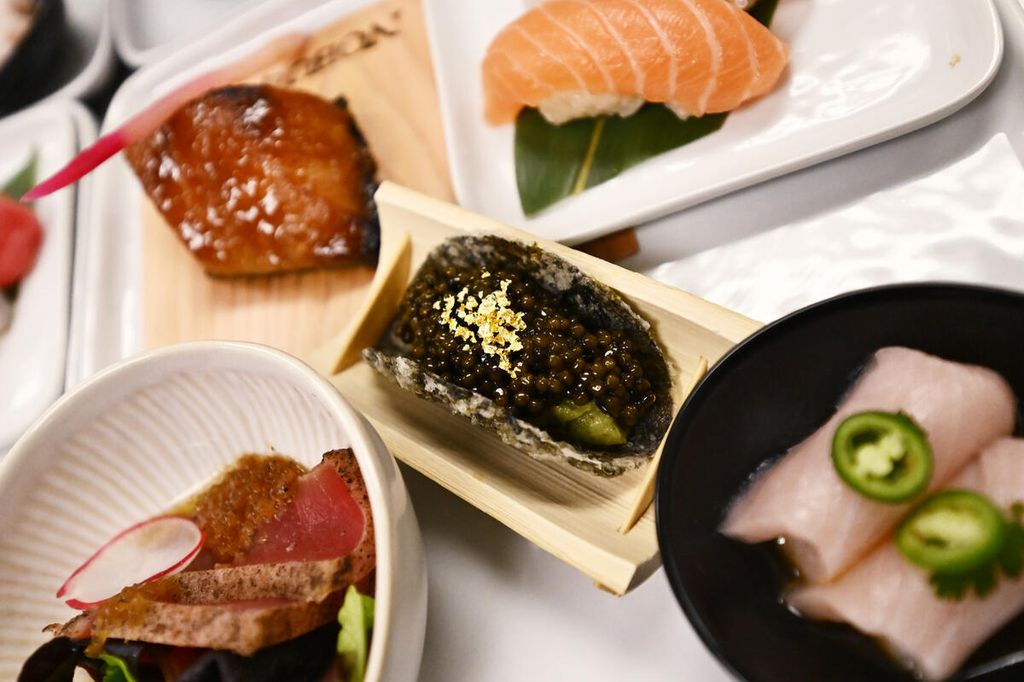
[
  {"x1": 515, "y1": 105, "x2": 727, "y2": 216},
  {"x1": 585, "y1": 107, "x2": 727, "y2": 190},
  {"x1": 515, "y1": 111, "x2": 597, "y2": 216},
  {"x1": 748, "y1": 0, "x2": 781, "y2": 25},
  {"x1": 2, "y1": 150, "x2": 37, "y2": 201},
  {"x1": 513, "y1": 0, "x2": 779, "y2": 216}
]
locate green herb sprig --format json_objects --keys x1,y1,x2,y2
[
  {"x1": 98, "y1": 653, "x2": 139, "y2": 682},
  {"x1": 928, "y1": 503, "x2": 1024, "y2": 600},
  {"x1": 3, "y1": 150, "x2": 38, "y2": 201}
]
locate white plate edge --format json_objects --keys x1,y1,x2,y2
[
  {"x1": 108, "y1": 0, "x2": 267, "y2": 68},
  {"x1": 0, "y1": 100, "x2": 94, "y2": 450},
  {"x1": 64, "y1": 102, "x2": 99, "y2": 391},
  {"x1": 50, "y1": 0, "x2": 116, "y2": 102}
]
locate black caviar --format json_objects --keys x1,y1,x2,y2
[{"x1": 394, "y1": 258, "x2": 661, "y2": 446}]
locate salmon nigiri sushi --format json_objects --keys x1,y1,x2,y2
[{"x1": 481, "y1": 0, "x2": 789, "y2": 125}]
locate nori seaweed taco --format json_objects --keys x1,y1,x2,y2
[{"x1": 364, "y1": 235, "x2": 672, "y2": 476}]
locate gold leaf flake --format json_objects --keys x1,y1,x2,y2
[{"x1": 434, "y1": 279, "x2": 527, "y2": 377}]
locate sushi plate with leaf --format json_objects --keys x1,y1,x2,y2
[
  {"x1": 423, "y1": 0, "x2": 1003, "y2": 243},
  {"x1": 0, "y1": 99, "x2": 95, "y2": 453}
]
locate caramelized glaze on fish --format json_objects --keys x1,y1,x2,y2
[{"x1": 125, "y1": 85, "x2": 379, "y2": 277}]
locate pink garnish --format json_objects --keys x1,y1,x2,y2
[
  {"x1": 23, "y1": 33, "x2": 308, "y2": 202},
  {"x1": 0, "y1": 196, "x2": 43, "y2": 288},
  {"x1": 57, "y1": 515, "x2": 205, "y2": 610}
]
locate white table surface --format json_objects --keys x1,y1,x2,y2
[
  {"x1": 408, "y1": 1, "x2": 1024, "y2": 680},
  {"x1": 405, "y1": 464, "x2": 730, "y2": 682}
]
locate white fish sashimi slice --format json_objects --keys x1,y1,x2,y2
[
  {"x1": 721, "y1": 347, "x2": 1016, "y2": 583},
  {"x1": 788, "y1": 438, "x2": 1024, "y2": 681}
]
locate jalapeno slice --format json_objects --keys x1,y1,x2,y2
[
  {"x1": 831, "y1": 411, "x2": 933, "y2": 503},
  {"x1": 896, "y1": 490, "x2": 1008, "y2": 574}
]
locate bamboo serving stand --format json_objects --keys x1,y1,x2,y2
[{"x1": 313, "y1": 183, "x2": 758, "y2": 594}]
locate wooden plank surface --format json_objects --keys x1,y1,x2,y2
[{"x1": 141, "y1": 0, "x2": 451, "y2": 361}]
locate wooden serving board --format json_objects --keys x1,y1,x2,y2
[
  {"x1": 141, "y1": 0, "x2": 452, "y2": 361},
  {"x1": 316, "y1": 183, "x2": 761, "y2": 594}
]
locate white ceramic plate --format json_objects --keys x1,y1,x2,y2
[
  {"x1": 1, "y1": 0, "x2": 114, "y2": 114},
  {"x1": 423, "y1": 0, "x2": 1004, "y2": 243},
  {"x1": 0, "y1": 100, "x2": 95, "y2": 453},
  {"x1": 47, "y1": 0, "x2": 116, "y2": 103},
  {"x1": 0, "y1": 342, "x2": 426, "y2": 681},
  {"x1": 110, "y1": 0, "x2": 264, "y2": 67}
]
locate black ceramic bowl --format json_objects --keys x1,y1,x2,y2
[
  {"x1": 656, "y1": 283, "x2": 1024, "y2": 682},
  {"x1": 0, "y1": 0, "x2": 68, "y2": 115}
]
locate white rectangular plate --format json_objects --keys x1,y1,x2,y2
[
  {"x1": 50, "y1": 0, "x2": 116, "y2": 103},
  {"x1": 424, "y1": 0, "x2": 1004, "y2": 243},
  {"x1": 109, "y1": 0, "x2": 259, "y2": 67},
  {"x1": 0, "y1": 100, "x2": 95, "y2": 451}
]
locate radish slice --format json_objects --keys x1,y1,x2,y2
[
  {"x1": 57, "y1": 515, "x2": 205, "y2": 610},
  {"x1": 23, "y1": 32, "x2": 308, "y2": 202}
]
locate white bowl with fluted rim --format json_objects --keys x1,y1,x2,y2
[{"x1": 0, "y1": 341, "x2": 426, "y2": 681}]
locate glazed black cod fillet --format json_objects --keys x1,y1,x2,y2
[{"x1": 364, "y1": 235, "x2": 673, "y2": 476}]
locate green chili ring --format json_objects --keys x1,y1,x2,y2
[
  {"x1": 831, "y1": 411, "x2": 933, "y2": 503},
  {"x1": 896, "y1": 490, "x2": 1008, "y2": 574}
]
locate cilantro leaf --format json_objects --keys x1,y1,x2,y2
[
  {"x1": 930, "y1": 572, "x2": 969, "y2": 600},
  {"x1": 2, "y1": 151, "x2": 37, "y2": 201}
]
